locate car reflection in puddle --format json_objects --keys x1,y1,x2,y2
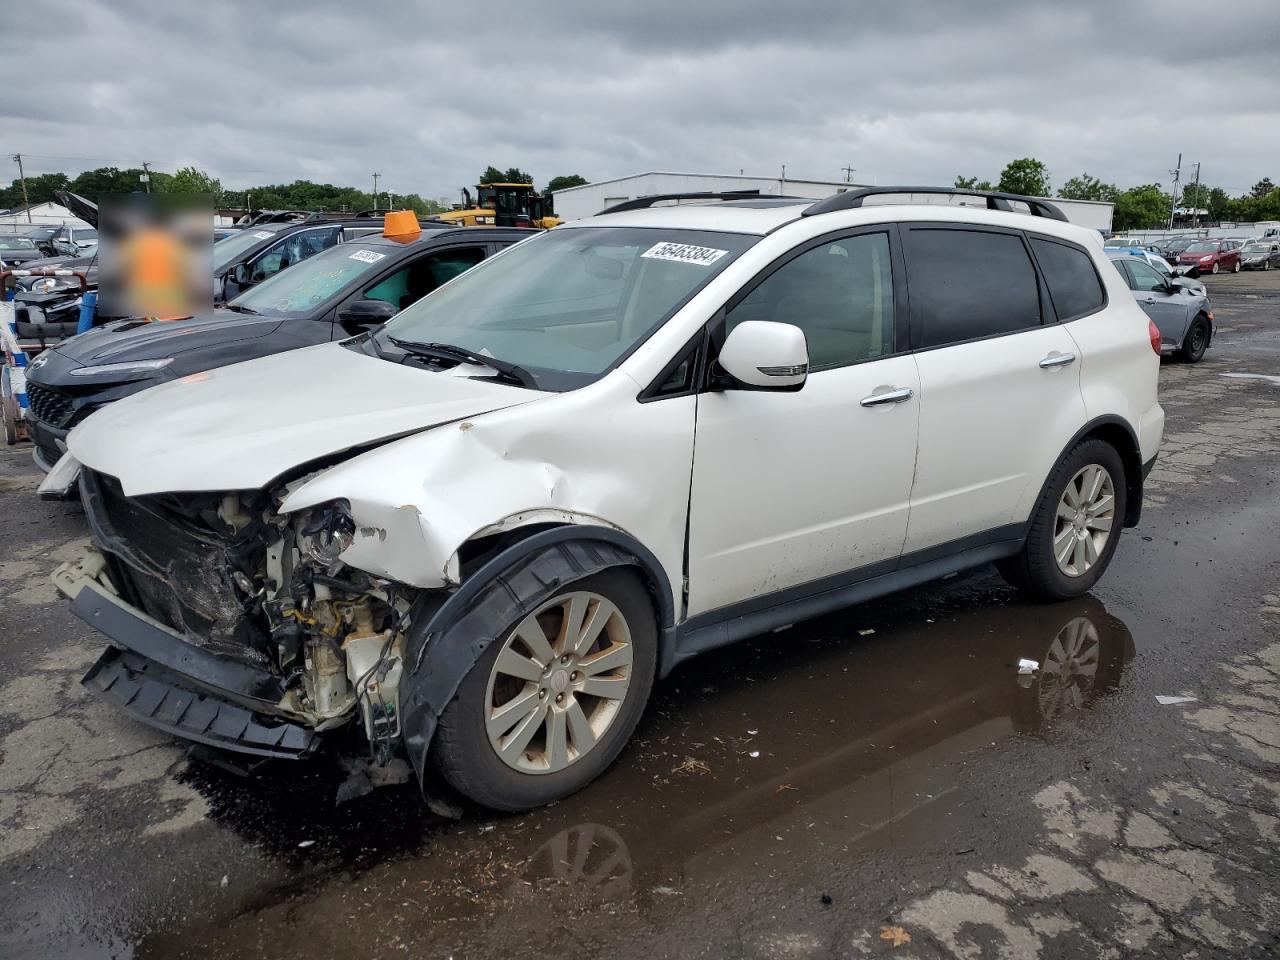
[{"x1": 160, "y1": 584, "x2": 1133, "y2": 954}]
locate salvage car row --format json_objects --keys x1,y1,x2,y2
[{"x1": 11, "y1": 187, "x2": 1166, "y2": 813}]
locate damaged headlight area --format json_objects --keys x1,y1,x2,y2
[{"x1": 73, "y1": 470, "x2": 416, "y2": 762}]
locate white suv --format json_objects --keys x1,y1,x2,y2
[{"x1": 54, "y1": 188, "x2": 1164, "y2": 811}]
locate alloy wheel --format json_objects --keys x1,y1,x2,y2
[
  {"x1": 1053, "y1": 464, "x2": 1116, "y2": 578},
  {"x1": 1211, "y1": 261, "x2": 1220, "y2": 274},
  {"x1": 485, "y1": 590, "x2": 634, "y2": 774}
]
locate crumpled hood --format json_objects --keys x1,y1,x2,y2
[
  {"x1": 51, "y1": 310, "x2": 282, "y2": 367},
  {"x1": 68, "y1": 340, "x2": 541, "y2": 496}
]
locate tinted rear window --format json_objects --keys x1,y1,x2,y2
[
  {"x1": 1030, "y1": 238, "x2": 1105, "y2": 321},
  {"x1": 905, "y1": 228, "x2": 1041, "y2": 348}
]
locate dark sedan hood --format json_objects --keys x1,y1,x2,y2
[
  {"x1": 49, "y1": 310, "x2": 285, "y2": 369},
  {"x1": 0, "y1": 248, "x2": 44, "y2": 263},
  {"x1": 55, "y1": 189, "x2": 98, "y2": 228}
]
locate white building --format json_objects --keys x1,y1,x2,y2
[
  {"x1": 552, "y1": 171, "x2": 1114, "y2": 232},
  {"x1": 0, "y1": 200, "x2": 91, "y2": 235}
]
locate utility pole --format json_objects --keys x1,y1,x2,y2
[
  {"x1": 11, "y1": 154, "x2": 31, "y2": 222},
  {"x1": 842, "y1": 165, "x2": 856, "y2": 183},
  {"x1": 1190, "y1": 162, "x2": 1201, "y2": 230},
  {"x1": 371, "y1": 172, "x2": 381, "y2": 211},
  {"x1": 140, "y1": 161, "x2": 152, "y2": 194},
  {"x1": 1167, "y1": 153, "x2": 1181, "y2": 231}
]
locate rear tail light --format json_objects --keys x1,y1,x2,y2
[{"x1": 1148, "y1": 320, "x2": 1162, "y2": 356}]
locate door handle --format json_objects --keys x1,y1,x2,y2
[
  {"x1": 860, "y1": 387, "x2": 914, "y2": 407},
  {"x1": 1039, "y1": 352, "x2": 1077, "y2": 369}
]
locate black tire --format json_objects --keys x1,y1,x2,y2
[
  {"x1": 1232, "y1": 259, "x2": 1241, "y2": 273},
  {"x1": 1178, "y1": 315, "x2": 1210, "y2": 363},
  {"x1": 1265, "y1": 260, "x2": 1272, "y2": 271},
  {"x1": 1211, "y1": 261, "x2": 1220, "y2": 274},
  {"x1": 434, "y1": 568, "x2": 658, "y2": 811},
  {"x1": 997, "y1": 438, "x2": 1128, "y2": 601}
]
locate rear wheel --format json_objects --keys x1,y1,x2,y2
[
  {"x1": 1232, "y1": 259, "x2": 1241, "y2": 273},
  {"x1": 998, "y1": 439, "x2": 1127, "y2": 600},
  {"x1": 1178, "y1": 315, "x2": 1210, "y2": 363},
  {"x1": 435, "y1": 568, "x2": 657, "y2": 811}
]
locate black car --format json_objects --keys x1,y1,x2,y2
[
  {"x1": 0, "y1": 234, "x2": 48, "y2": 265},
  {"x1": 21, "y1": 225, "x2": 59, "y2": 256},
  {"x1": 1158, "y1": 236, "x2": 1197, "y2": 264},
  {"x1": 24, "y1": 224, "x2": 535, "y2": 476}
]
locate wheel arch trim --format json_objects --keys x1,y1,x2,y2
[{"x1": 399, "y1": 525, "x2": 675, "y2": 788}]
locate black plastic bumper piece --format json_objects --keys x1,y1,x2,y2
[
  {"x1": 70, "y1": 583, "x2": 285, "y2": 709},
  {"x1": 83, "y1": 646, "x2": 319, "y2": 759}
]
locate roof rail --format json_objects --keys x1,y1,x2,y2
[
  {"x1": 802, "y1": 186, "x2": 1068, "y2": 222},
  {"x1": 599, "y1": 190, "x2": 764, "y2": 214}
]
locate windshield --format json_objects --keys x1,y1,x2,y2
[
  {"x1": 1103, "y1": 238, "x2": 1132, "y2": 247},
  {"x1": 231, "y1": 241, "x2": 393, "y2": 317},
  {"x1": 382, "y1": 226, "x2": 757, "y2": 390},
  {"x1": 1166, "y1": 238, "x2": 1194, "y2": 250},
  {"x1": 212, "y1": 226, "x2": 281, "y2": 271},
  {"x1": 1186, "y1": 242, "x2": 1218, "y2": 253},
  {"x1": 0, "y1": 237, "x2": 36, "y2": 250},
  {"x1": 1243, "y1": 244, "x2": 1273, "y2": 254}
]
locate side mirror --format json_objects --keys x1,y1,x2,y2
[
  {"x1": 230, "y1": 262, "x2": 251, "y2": 286},
  {"x1": 716, "y1": 320, "x2": 809, "y2": 391},
  {"x1": 337, "y1": 298, "x2": 397, "y2": 328}
]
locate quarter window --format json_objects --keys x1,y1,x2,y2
[
  {"x1": 905, "y1": 228, "x2": 1041, "y2": 348},
  {"x1": 1029, "y1": 237, "x2": 1105, "y2": 321},
  {"x1": 726, "y1": 232, "x2": 894, "y2": 370}
]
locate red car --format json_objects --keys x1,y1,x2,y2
[{"x1": 1178, "y1": 239, "x2": 1243, "y2": 274}]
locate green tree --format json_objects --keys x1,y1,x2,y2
[
  {"x1": 954, "y1": 174, "x2": 993, "y2": 191},
  {"x1": 1179, "y1": 182, "x2": 1213, "y2": 211},
  {"x1": 1250, "y1": 178, "x2": 1275, "y2": 199},
  {"x1": 1058, "y1": 174, "x2": 1119, "y2": 203},
  {"x1": 0, "y1": 172, "x2": 70, "y2": 208},
  {"x1": 163, "y1": 166, "x2": 221, "y2": 197},
  {"x1": 546, "y1": 174, "x2": 589, "y2": 193},
  {"x1": 478, "y1": 166, "x2": 534, "y2": 185},
  {"x1": 996, "y1": 158, "x2": 1051, "y2": 197},
  {"x1": 1206, "y1": 187, "x2": 1231, "y2": 222},
  {"x1": 1112, "y1": 184, "x2": 1169, "y2": 231},
  {"x1": 69, "y1": 166, "x2": 164, "y2": 200}
]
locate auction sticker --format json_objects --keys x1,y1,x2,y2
[
  {"x1": 253, "y1": 231, "x2": 274, "y2": 239},
  {"x1": 641, "y1": 241, "x2": 728, "y2": 266},
  {"x1": 348, "y1": 249, "x2": 387, "y2": 264}
]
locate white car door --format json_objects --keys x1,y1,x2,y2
[
  {"x1": 685, "y1": 228, "x2": 921, "y2": 618},
  {"x1": 901, "y1": 226, "x2": 1089, "y2": 555}
]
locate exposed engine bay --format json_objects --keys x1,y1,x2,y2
[{"x1": 68, "y1": 467, "x2": 417, "y2": 761}]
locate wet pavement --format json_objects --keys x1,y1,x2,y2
[{"x1": 2, "y1": 272, "x2": 1279, "y2": 959}]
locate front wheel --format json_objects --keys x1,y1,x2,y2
[
  {"x1": 434, "y1": 568, "x2": 658, "y2": 811},
  {"x1": 1265, "y1": 260, "x2": 1272, "y2": 271},
  {"x1": 998, "y1": 439, "x2": 1127, "y2": 600},
  {"x1": 1211, "y1": 261, "x2": 1220, "y2": 274},
  {"x1": 1178, "y1": 315, "x2": 1210, "y2": 363}
]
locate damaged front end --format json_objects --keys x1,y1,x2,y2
[{"x1": 57, "y1": 468, "x2": 416, "y2": 762}]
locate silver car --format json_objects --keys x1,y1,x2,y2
[{"x1": 1108, "y1": 253, "x2": 1213, "y2": 363}]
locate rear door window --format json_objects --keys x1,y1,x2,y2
[
  {"x1": 904, "y1": 228, "x2": 1042, "y2": 349},
  {"x1": 362, "y1": 246, "x2": 486, "y2": 311},
  {"x1": 1029, "y1": 237, "x2": 1106, "y2": 321}
]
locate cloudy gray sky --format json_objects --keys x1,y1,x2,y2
[{"x1": 4, "y1": 0, "x2": 1279, "y2": 200}]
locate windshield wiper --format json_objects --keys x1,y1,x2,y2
[
  {"x1": 224, "y1": 302, "x2": 259, "y2": 315},
  {"x1": 388, "y1": 337, "x2": 536, "y2": 389}
]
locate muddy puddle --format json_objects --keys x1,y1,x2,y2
[{"x1": 114, "y1": 579, "x2": 1134, "y2": 958}]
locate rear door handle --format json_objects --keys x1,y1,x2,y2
[
  {"x1": 860, "y1": 387, "x2": 914, "y2": 407},
  {"x1": 1039, "y1": 352, "x2": 1076, "y2": 369}
]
